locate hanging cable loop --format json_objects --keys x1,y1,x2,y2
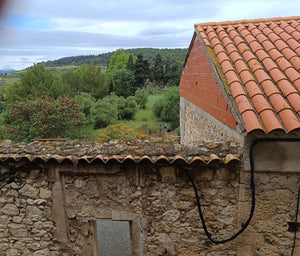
[{"x1": 182, "y1": 138, "x2": 300, "y2": 245}]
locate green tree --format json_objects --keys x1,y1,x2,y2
[
  {"x1": 112, "y1": 69, "x2": 136, "y2": 97},
  {"x1": 167, "y1": 61, "x2": 183, "y2": 86},
  {"x1": 126, "y1": 54, "x2": 135, "y2": 72},
  {"x1": 152, "y1": 54, "x2": 164, "y2": 86},
  {"x1": 75, "y1": 93, "x2": 96, "y2": 119},
  {"x1": 153, "y1": 87, "x2": 180, "y2": 129},
  {"x1": 90, "y1": 95, "x2": 119, "y2": 129},
  {"x1": 5, "y1": 95, "x2": 85, "y2": 142},
  {"x1": 134, "y1": 54, "x2": 149, "y2": 88},
  {"x1": 164, "y1": 58, "x2": 171, "y2": 85},
  {"x1": 62, "y1": 70, "x2": 81, "y2": 96},
  {"x1": 117, "y1": 96, "x2": 138, "y2": 120},
  {"x1": 134, "y1": 88, "x2": 148, "y2": 109},
  {"x1": 5, "y1": 64, "x2": 64, "y2": 103},
  {"x1": 80, "y1": 62, "x2": 107, "y2": 99}
]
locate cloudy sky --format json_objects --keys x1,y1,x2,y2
[{"x1": 0, "y1": 0, "x2": 299, "y2": 70}]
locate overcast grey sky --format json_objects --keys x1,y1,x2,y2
[{"x1": 0, "y1": 0, "x2": 299, "y2": 70}]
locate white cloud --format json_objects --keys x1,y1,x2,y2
[
  {"x1": 50, "y1": 18, "x2": 150, "y2": 36},
  {"x1": 0, "y1": 0, "x2": 299, "y2": 70}
]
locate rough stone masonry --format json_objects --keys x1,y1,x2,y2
[{"x1": 0, "y1": 140, "x2": 299, "y2": 255}]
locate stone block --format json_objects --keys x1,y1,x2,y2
[
  {"x1": 33, "y1": 248, "x2": 50, "y2": 256},
  {"x1": 1, "y1": 204, "x2": 19, "y2": 216},
  {"x1": 19, "y1": 184, "x2": 39, "y2": 199},
  {"x1": 6, "y1": 249, "x2": 18, "y2": 256},
  {"x1": 8, "y1": 223, "x2": 28, "y2": 237}
]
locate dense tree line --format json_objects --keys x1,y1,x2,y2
[
  {"x1": 40, "y1": 48, "x2": 187, "y2": 67},
  {"x1": 0, "y1": 49, "x2": 181, "y2": 142}
]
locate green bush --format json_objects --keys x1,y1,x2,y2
[
  {"x1": 75, "y1": 93, "x2": 96, "y2": 118},
  {"x1": 91, "y1": 95, "x2": 119, "y2": 129},
  {"x1": 153, "y1": 86, "x2": 180, "y2": 129},
  {"x1": 97, "y1": 123, "x2": 137, "y2": 142},
  {"x1": 117, "y1": 96, "x2": 138, "y2": 120},
  {"x1": 135, "y1": 88, "x2": 148, "y2": 109},
  {"x1": 5, "y1": 95, "x2": 85, "y2": 142}
]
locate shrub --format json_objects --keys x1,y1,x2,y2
[
  {"x1": 5, "y1": 95, "x2": 85, "y2": 142},
  {"x1": 153, "y1": 86, "x2": 180, "y2": 129},
  {"x1": 134, "y1": 88, "x2": 148, "y2": 109},
  {"x1": 97, "y1": 123, "x2": 137, "y2": 142},
  {"x1": 90, "y1": 95, "x2": 119, "y2": 129},
  {"x1": 75, "y1": 93, "x2": 96, "y2": 118},
  {"x1": 117, "y1": 96, "x2": 138, "y2": 120}
]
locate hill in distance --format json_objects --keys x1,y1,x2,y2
[
  {"x1": 40, "y1": 48, "x2": 188, "y2": 67},
  {"x1": 0, "y1": 69, "x2": 16, "y2": 74}
]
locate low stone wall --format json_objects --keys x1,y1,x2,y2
[
  {"x1": 0, "y1": 168, "x2": 61, "y2": 256},
  {"x1": 180, "y1": 97, "x2": 243, "y2": 145}
]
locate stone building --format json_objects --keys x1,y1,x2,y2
[
  {"x1": 0, "y1": 16, "x2": 299, "y2": 256},
  {"x1": 179, "y1": 16, "x2": 300, "y2": 255},
  {"x1": 180, "y1": 16, "x2": 300, "y2": 145}
]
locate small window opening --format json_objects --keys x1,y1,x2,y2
[
  {"x1": 287, "y1": 222, "x2": 300, "y2": 232},
  {"x1": 97, "y1": 220, "x2": 131, "y2": 256}
]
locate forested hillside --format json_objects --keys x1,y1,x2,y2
[{"x1": 40, "y1": 48, "x2": 187, "y2": 67}]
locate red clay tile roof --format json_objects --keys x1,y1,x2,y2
[{"x1": 195, "y1": 16, "x2": 300, "y2": 133}]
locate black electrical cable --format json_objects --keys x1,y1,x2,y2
[
  {"x1": 291, "y1": 184, "x2": 300, "y2": 256},
  {"x1": 183, "y1": 166, "x2": 255, "y2": 244},
  {"x1": 183, "y1": 138, "x2": 300, "y2": 245}
]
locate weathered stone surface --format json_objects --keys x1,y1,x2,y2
[
  {"x1": 163, "y1": 210, "x2": 180, "y2": 222},
  {"x1": 40, "y1": 188, "x2": 52, "y2": 199},
  {"x1": 157, "y1": 233, "x2": 176, "y2": 255},
  {"x1": 1, "y1": 204, "x2": 19, "y2": 216},
  {"x1": 6, "y1": 248, "x2": 18, "y2": 256},
  {"x1": 0, "y1": 229, "x2": 8, "y2": 238},
  {"x1": 19, "y1": 184, "x2": 39, "y2": 199},
  {"x1": 33, "y1": 248, "x2": 50, "y2": 256},
  {"x1": 26, "y1": 206, "x2": 43, "y2": 218},
  {"x1": 180, "y1": 97, "x2": 243, "y2": 145},
  {"x1": 8, "y1": 223, "x2": 28, "y2": 237},
  {"x1": 0, "y1": 139, "x2": 298, "y2": 256}
]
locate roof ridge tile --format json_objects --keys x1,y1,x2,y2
[{"x1": 195, "y1": 16, "x2": 300, "y2": 28}]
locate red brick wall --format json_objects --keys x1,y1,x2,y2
[{"x1": 180, "y1": 37, "x2": 237, "y2": 129}]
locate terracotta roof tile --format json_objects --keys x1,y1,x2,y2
[
  {"x1": 231, "y1": 81, "x2": 246, "y2": 98},
  {"x1": 241, "y1": 110, "x2": 264, "y2": 132},
  {"x1": 0, "y1": 141, "x2": 242, "y2": 166},
  {"x1": 195, "y1": 16, "x2": 300, "y2": 134}
]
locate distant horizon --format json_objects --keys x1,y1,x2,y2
[{"x1": 0, "y1": 47, "x2": 188, "y2": 72}]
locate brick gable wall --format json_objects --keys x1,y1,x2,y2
[{"x1": 180, "y1": 36, "x2": 237, "y2": 129}]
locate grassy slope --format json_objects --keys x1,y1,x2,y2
[{"x1": 121, "y1": 94, "x2": 163, "y2": 130}]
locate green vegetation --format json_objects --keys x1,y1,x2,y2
[
  {"x1": 97, "y1": 123, "x2": 138, "y2": 142},
  {"x1": 5, "y1": 95, "x2": 85, "y2": 142},
  {"x1": 153, "y1": 87, "x2": 180, "y2": 129},
  {"x1": 0, "y1": 48, "x2": 182, "y2": 142},
  {"x1": 40, "y1": 48, "x2": 187, "y2": 67}
]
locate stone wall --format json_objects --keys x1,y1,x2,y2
[
  {"x1": 237, "y1": 170, "x2": 300, "y2": 256},
  {"x1": 62, "y1": 163, "x2": 240, "y2": 256},
  {"x1": 1, "y1": 158, "x2": 299, "y2": 255},
  {"x1": 0, "y1": 168, "x2": 61, "y2": 256},
  {"x1": 180, "y1": 97, "x2": 243, "y2": 145}
]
